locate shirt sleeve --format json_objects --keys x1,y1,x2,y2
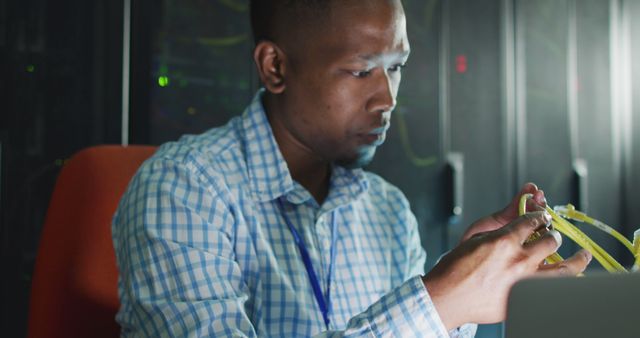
[
  {"x1": 313, "y1": 193, "x2": 476, "y2": 338},
  {"x1": 113, "y1": 158, "x2": 258, "y2": 337},
  {"x1": 434, "y1": 250, "x2": 478, "y2": 338},
  {"x1": 406, "y1": 207, "x2": 477, "y2": 338},
  {"x1": 315, "y1": 276, "x2": 458, "y2": 338}
]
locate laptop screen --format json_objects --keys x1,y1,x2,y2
[{"x1": 505, "y1": 272, "x2": 640, "y2": 338}]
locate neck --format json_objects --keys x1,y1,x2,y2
[{"x1": 263, "y1": 93, "x2": 331, "y2": 204}]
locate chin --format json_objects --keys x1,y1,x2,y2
[{"x1": 336, "y1": 146, "x2": 377, "y2": 169}]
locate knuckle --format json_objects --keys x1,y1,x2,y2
[
  {"x1": 522, "y1": 213, "x2": 542, "y2": 228},
  {"x1": 578, "y1": 250, "x2": 592, "y2": 263},
  {"x1": 531, "y1": 216, "x2": 544, "y2": 228},
  {"x1": 513, "y1": 248, "x2": 529, "y2": 265},
  {"x1": 511, "y1": 261, "x2": 527, "y2": 276},
  {"x1": 526, "y1": 234, "x2": 558, "y2": 257},
  {"x1": 539, "y1": 234, "x2": 559, "y2": 251},
  {"x1": 510, "y1": 250, "x2": 532, "y2": 275},
  {"x1": 494, "y1": 231, "x2": 518, "y2": 250},
  {"x1": 556, "y1": 265, "x2": 571, "y2": 275}
]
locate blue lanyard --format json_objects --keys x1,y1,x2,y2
[{"x1": 277, "y1": 198, "x2": 337, "y2": 329}]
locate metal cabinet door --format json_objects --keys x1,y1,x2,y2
[
  {"x1": 573, "y1": 0, "x2": 625, "y2": 266},
  {"x1": 515, "y1": 0, "x2": 625, "y2": 263},
  {"x1": 446, "y1": 0, "x2": 508, "y2": 252}
]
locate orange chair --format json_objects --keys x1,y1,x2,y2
[{"x1": 27, "y1": 145, "x2": 157, "y2": 338}]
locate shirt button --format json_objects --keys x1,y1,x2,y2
[{"x1": 316, "y1": 217, "x2": 328, "y2": 236}]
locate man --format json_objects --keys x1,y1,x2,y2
[{"x1": 112, "y1": 0, "x2": 591, "y2": 336}]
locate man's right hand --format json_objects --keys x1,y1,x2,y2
[{"x1": 422, "y1": 211, "x2": 592, "y2": 330}]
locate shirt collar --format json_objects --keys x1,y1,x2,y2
[
  {"x1": 242, "y1": 89, "x2": 294, "y2": 202},
  {"x1": 241, "y1": 89, "x2": 369, "y2": 206}
]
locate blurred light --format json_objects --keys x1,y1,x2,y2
[
  {"x1": 26, "y1": 64, "x2": 35, "y2": 73},
  {"x1": 187, "y1": 107, "x2": 197, "y2": 115},
  {"x1": 54, "y1": 158, "x2": 68, "y2": 166},
  {"x1": 158, "y1": 76, "x2": 170, "y2": 87},
  {"x1": 456, "y1": 55, "x2": 467, "y2": 74}
]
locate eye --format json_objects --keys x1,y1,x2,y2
[
  {"x1": 351, "y1": 69, "x2": 372, "y2": 78},
  {"x1": 388, "y1": 63, "x2": 407, "y2": 73}
]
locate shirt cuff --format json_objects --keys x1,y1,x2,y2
[
  {"x1": 449, "y1": 323, "x2": 478, "y2": 337},
  {"x1": 364, "y1": 275, "x2": 452, "y2": 338}
]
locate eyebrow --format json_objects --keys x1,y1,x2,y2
[{"x1": 354, "y1": 50, "x2": 411, "y2": 62}]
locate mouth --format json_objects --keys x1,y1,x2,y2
[
  {"x1": 359, "y1": 125, "x2": 390, "y2": 147},
  {"x1": 360, "y1": 133, "x2": 385, "y2": 146}
]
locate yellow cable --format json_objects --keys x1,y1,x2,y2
[
  {"x1": 395, "y1": 113, "x2": 437, "y2": 167},
  {"x1": 554, "y1": 204, "x2": 635, "y2": 254},
  {"x1": 549, "y1": 212, "x2": 624, "y2": 273},
  {"x1": 518, "y1": 194, "x2": 629, "y2": 273},
  {"x1": 634, "y1": 230, "x2": 640, "y2": 271}
]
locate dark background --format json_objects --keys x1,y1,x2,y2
[{"x1": 3, "y1": 0, "x2": 640, "y2": 337}]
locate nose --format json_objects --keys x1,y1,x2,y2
[{"x1": 367, "y1": 70, "x2": 397, "y2": 113}]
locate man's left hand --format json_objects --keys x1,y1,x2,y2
[{"x1": 460, "y1": 182, "x2": 546, "y2": 243}]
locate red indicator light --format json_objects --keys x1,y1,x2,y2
[{"x1": 456, "y1": 55, "x2": 467, "y2": 74}]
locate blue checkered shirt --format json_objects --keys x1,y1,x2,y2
[{"x1": 112, "y1": 90, "x2": 477, "y2": 337}]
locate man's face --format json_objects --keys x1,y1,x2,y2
[{"x1": 278, "y1": 0, "x2": 409, "y2": 168}]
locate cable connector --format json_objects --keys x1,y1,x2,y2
[
  {"x1": 554, "y1": 204, "x2": 592, "y2": 223},
  {"x1": 634, "y1": 229, "x2": 640, "y2": 272}
]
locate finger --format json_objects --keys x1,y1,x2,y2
[
  {"x1": 495, "y1": 183, "x2": 541, "y2": 224},
  {"x1": 513, "y1": 183, "x2": 538, "y2": 209},
  {"x1": 533, "y1": 189, "x2": 547, "y2": 207},
  {"x1": 537, "y1": 249, "x2": 592, "y2": 277},
  {"x1": 523, "y1": 229, "x2": 562, "y2": 262},
  {"x1": 526, "y1": 189, "x2": 547, "y2": 212},
  {"x1": 519, "y1": 182, "x2": 539, "y2": 195},
  {"x1": 509, "y1": 211, "x2": 552, "y2": 242}
]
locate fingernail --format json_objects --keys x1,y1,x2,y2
[
  {"x1": 543, "y1": 212, "x2": 552, "y2": 222},
  {"x1": 558, "y1": 265, "x2": 571, "y2": 275},
  {"x1": 582, "y1": 250, "x2": 592, "y2": 263},
  {"x1": 549, "y1": 229, "x2": 562, "y2": 247}
]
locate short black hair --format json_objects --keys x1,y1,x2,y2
[{"x1": 249, "y1": 0, "x2": 331, "y2": 45}]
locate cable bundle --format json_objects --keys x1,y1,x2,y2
[{"x1": 519, "y1": 194, "x2": 639, "y2": 273}]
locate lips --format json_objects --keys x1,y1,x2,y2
[
  {"x1": 361, "y1": 133, "x2": 384, "y2": 145},
  {"x1": 360, "y1": 125, "x2": 389, "y2": 146},
  {"x1": 369, "y1": 125, "x2": 389, "y2": 135}
]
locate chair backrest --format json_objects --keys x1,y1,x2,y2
[{"x1": 27, "y1": 145, "x2": 157, "y2": 338}]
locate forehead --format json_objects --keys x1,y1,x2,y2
[{"x1": 300, "y1": 0, "x2": 409, "y2": 64}]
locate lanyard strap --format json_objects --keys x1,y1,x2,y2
[{"x1": 277, "y1": 198, "x2": 337, "y2": 329}]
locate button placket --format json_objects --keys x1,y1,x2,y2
[{"x1": 314, "y1": 213, "x2": 333, "y2": 290}]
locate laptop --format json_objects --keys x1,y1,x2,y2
[{"x1": 505, "y1": 272, "x2": 640, "y2": 338}]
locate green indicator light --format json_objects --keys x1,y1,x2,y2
[
  {"x1": 26, "y1": 64, "x2": 35, "y2": 73},
  {"x1": 158, "y1": 76, "x2": 169, "y2": 87}
]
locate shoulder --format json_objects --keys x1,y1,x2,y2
[
  {"x1": 139, "y1": 116, "x2": 248, "y2": 189},
  {"x1": 363, "y1": 171, "x2": 411, "y2": 211},
  {"x1": 113, "y1": 119, "x2": 246, "y2": 241}
]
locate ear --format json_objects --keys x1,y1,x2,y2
[{"x1": 253, "y1": 41, "x2": 287, "y2": 94}]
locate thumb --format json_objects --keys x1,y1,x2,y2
[{"x1": 495, "y1": 183, "x2": 540, "y2": 224}]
